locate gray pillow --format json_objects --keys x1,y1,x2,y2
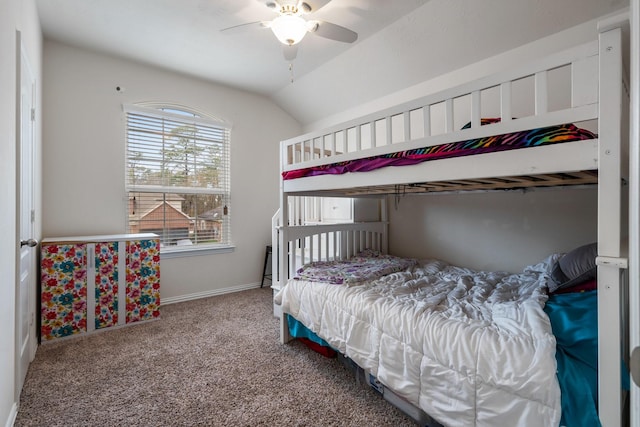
[{"x1": 549, "y1": 242, "x2": 597, "y2": 292}]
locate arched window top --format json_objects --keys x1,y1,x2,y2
[{"x1": 126, "y1": 102, "x2": 231, "y2": 129}]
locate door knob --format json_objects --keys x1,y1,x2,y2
[{"x1": 20, "y1": 238, "x2": 38, "y2": 248}]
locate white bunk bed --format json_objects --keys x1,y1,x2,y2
[{"x1": 273, "y1": 13, "x2": 629, "y2": 427}]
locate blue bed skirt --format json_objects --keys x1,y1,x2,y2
[{"x1": 287, "y1": 315, "x2": 332, "y2": 347}]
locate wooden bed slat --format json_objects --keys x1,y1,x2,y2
[
  {"x1": 501, "y1": 82, "x2": 513, "y2": 123},
  {"x1": 471, "y1": 90, "x2": 481, "y2": 129},
  {"x1": 535, "y1": 71, "x2": 549, "y2": 114},
  {"x1": 423, "y1": 105, "x2": 431, "y2": 137}
]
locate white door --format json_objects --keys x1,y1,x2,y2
[{"x1": 17, "y1": 43, "x2": 37, "y2": 393}]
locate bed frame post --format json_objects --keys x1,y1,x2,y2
[
  {"x1": 381, "y1": 196, "x2": 389, "y2": 254},
  {"x1": 597, "y1": 20, "x2": 626, "y2": 427},
  {"x1": 278, "y1": 192, "x2": 292, "y2": 344},
  {"x1": 278, "y1": 140, "x2": 292, "y2": 344}
]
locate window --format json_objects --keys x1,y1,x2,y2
[
  {"x1": 124, "y1": 104, "x2": 231, "y2": 254},
  {"x1": 290, "y1": 196, "x2": 353, "y2": 225}
]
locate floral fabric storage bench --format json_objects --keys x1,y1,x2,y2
[{"x1": 40, "y1": 233, "x2": 161, "y2": 341}]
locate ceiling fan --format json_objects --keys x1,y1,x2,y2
[{"x1": 222, "y1": 0, "x2": 358, "y2": 61}]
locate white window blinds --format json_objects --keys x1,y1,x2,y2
[{"x1": 124, "y1": 104, "x2": 231, "y2": 249}]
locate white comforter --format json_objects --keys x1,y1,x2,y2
[{"x1": 275, "y1": 257, "x2": 561, "y2": 427}]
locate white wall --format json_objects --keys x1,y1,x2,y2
[
  {"x1": 0, "y1": 2, "x2": 18, "y2": 420},
  {"x1": 0, "y1": 0, "x2": 42, "y2": 425},
  {"x1": 42, "y1": 41, "x2": 301, "y2": 301},
  {"x1": 0, "y1": 6, "x2": 18, "y2": 423},
  {"x1": 388, "y1": 187, "x2": 598, "y2": 273}
]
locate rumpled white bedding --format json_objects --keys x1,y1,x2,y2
[{"x1": 275, "y1": 256, "x2": 561, "y2": 427}]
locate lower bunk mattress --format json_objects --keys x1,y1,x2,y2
[{"x1": 275, "y1": 256, "x2": 562, "y2": 427}]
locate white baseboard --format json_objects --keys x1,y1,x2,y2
[
  {"x1": 161, "y1": 282, "x2": 270, "y2": 305},
  {"x1": 5, "y1": 402, "x2": 18, "y2": 427}
]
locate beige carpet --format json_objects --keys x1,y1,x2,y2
[{"x1": 15, "y1": 287, "x2": 415, "y2": 426}]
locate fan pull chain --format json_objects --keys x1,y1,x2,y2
[{"x1": 289, "y1": 62, "x2": 294, "y2": 83}]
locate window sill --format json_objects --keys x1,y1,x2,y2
[{"x1": 160, "y1": 245, "x2": 235, "y2": 259}]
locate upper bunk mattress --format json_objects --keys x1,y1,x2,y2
[
  {"x1": 275, "y1": 255, "x2": 561, "y2": 427},
  {"x1": 282, "y1": 121, "x2": 596, "y2": 181}
]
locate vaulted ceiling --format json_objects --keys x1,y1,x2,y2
[
  {"x1": 36, "y1": 0, "x2": 626, "y2": 126},
  {"x1": 36, "y1": 1, "x2": 428, "y2": 96}
]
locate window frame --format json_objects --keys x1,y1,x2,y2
[{"x1": 124, "y1": 103, "x2": 233, "y2": 257}]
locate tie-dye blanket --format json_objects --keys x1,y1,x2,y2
[
  {"x1": 282, "y1": 122, "x2": 597, "y2": 180},
  {"x1": 295, "y1": 250, "x2": 417, "y2": 286}
]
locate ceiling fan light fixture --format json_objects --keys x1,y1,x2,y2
[{"x1": 270, "y1": 15, "x2": 308, "y2": 45}]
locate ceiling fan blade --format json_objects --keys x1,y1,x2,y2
[
  {"x1": 283, "y1": 44, "x2": 298, "y2": 61},
  {"x1": 262, "y1": 1, "x2": 279, "y2": 10},
  {"x1": 299, "y1": 0, "x2": 331, "y2": 13},
  {"x1": 310, "y1": 21, "x2": 357, "y2": 43},
  {"x1": 220, "y1": 21, "x2": 269, "y2": 33}
]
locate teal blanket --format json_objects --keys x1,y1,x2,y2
[{"x1": 545, "y1": 290, "x2": 601, "y2": 427}]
